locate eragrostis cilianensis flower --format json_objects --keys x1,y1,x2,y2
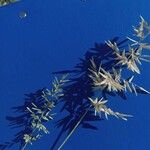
[
  {"x1": 2, "y1": 16, "x2": 150, "y2": 150},
  {"x1": 88, "y1": 16, "x2": 150, "y2": 122},
  {"x1": 53, "y1": 16, "x2": 150, "y2": 150},
  {"x1": 89, "y1": 97, "x2": 132, "y2": 121},
  {"x1": 21, "y1": 75, "x2": 68, "y2": 150},
  {"x1": 89, "y1": 59, "x2": 124, "y2": 92}
]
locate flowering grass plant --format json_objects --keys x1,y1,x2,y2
[{"x1": 1, "y1": 16, "x2": 150, "y2": 150}]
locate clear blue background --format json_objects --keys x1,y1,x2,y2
[{"x1": 0, "y1": 0, "x2": 150, "y2": 149}]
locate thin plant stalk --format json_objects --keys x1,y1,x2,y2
[
  {"x1": 21, "y1": 142, "x2": 28, "y2": 150},
  {"x1": 57, "y1": 106, "x2": 91, "y2": 150}
]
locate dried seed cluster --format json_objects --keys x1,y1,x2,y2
[
  {"x1": 22, "y1": 75, "x2": 68, "y2": 148},
  {"x1": 89, "y1": 16, "x2": 150, "y2": 120}
]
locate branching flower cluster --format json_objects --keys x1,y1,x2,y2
[
  {"x1": 22, "y1": 75, "x2": 68, "y2": 149},
  {"x1": 89, "y1": 16, "x2": 150, "y2": 121},
  {"x1": 1, "y1": 16, "x2": 150, "y2": 150},
  {"x1": 17, "y1": 16, "x2": 150, "y2": 149},
  {"x1": 89, "y1": 97, "x2": 132, "y2": 121}
]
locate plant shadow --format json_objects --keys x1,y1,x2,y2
[
  {"x1": 50, "y1": 37, "x2": 129, "y2": 150},
  {"x1": 0, "y1": 89, "x2": 46, "y2": 150},
  {"x1": 1, "y1": 37, "x2": 148, "y2": 150}
]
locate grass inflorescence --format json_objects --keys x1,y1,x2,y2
[{"x1": 1, "y1": 16, "x2": 150, "y2": 150}]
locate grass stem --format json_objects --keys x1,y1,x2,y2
[{"x1": 58, "y1": 106, "x2": 91, "y2": 150}]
